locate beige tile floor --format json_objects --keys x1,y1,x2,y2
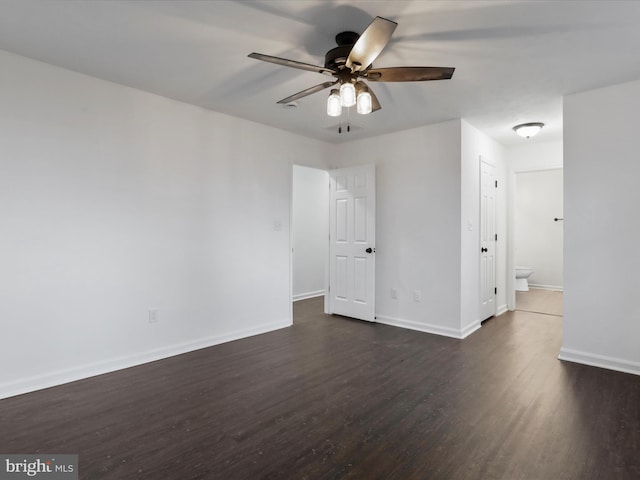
[{"x1": 515, "y1": 288, "x2": 563, "y2": 316}]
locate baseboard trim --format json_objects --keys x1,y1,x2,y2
[
  {"x1": 496, "y1": 304, "x2": 509, "y2": 316},
  {"x1": 292, "y1": 290, "x2": 324, "y2": 302},
  {"x1": 0, "y1": 319, "x2": 292, "y2": 400},
  {"x1": 376, "y1": 315, "x2": 474, "y2": 339},
  {"x1": 558, "y1": 347, "x2": 640, "y2": 376},
  {"x1": 529, "y1": 284, "x2": 564, "y2": 292},
  {"x1": 460, "y1": 321, "x2": 482, "y2": 339}
]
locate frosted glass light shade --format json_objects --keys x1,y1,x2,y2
[
  {"x1": 340, "y1": 82, "x2": 356, "y2": 107},
  {"x1": 357, "y1": 91, "x2": 372, "y2": 115},
  {"x1": 513, "y1": 122, "x2": 544, "y2": 138},
  {"x1": 327, "y1": 89, "x2": 342, "y2": 117}
]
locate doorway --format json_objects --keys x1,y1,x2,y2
[
  {"x1": 506, "y1": 141, "x2": 564, "y2": 312},
  {"x1": 291, "y1": 165, "x2": 329, "y2": 307},
  {"x1": 291, "y1": 164, "x2": 377, "y2": 324},
  {"x1": 513, "y1": 168, "x2": 564, "y2": 312}
]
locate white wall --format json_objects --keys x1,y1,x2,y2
[
  {"x1": 461, "y1": 121, "x2": 508, "y2": 327},
  {"x1": 515, "y1": 169, "x2": 564, "y2": 289},
  {"x1": 509, "y1": 140, "x2": 563, "y2": 172},
  {"x1": 0, "y1": 50, "x2": 329, "y2": 398},
  {"x1": 561, "y1": 78, "x2": 640, "y2": 375},
  {"x1": 292, "y1": 165, "x2": 328, "y2": 301}
]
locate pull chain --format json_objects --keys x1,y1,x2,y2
[{"x1": 337, "y1": 107, "x2": 352, "y2": 134}]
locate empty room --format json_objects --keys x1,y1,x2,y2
[{"x1": 1, "y1": 1, "x2": 639, "y2": 479}]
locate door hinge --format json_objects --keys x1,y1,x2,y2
[
  {"x1": 495, "y1": 233, "x2": 497, "y2": 241},
  {"x1": 495, "y1": 180, "x2": 498, "y2": 188},
  {"x1": 494, "y1": 287, "x2": 497, "y2": 295}
]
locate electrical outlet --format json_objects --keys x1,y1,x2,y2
[
  {"x1": 391, "y1": 288, "x2": 398, "y2": 300},
  {"x1": 148, "y1": 309, "x2": 159, "y2": 323},
  {"x1": 413, "y1": 290, "x2": 422, "y2": 302}
]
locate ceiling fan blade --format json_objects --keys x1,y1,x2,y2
[
  {"x1": 248, "y1": 52, "x2": 336, "y2": 76},
  {"x1": 365, "y1": 66, "x2": 455, "y2": 82},
  {"x1": 346, "y1": 16, "x2": 397, "y2": 72},
  {"x1": 368, "y1": 86, "x2": 382, "y2": 112},
  {"x1": 277, "y1": 81, "x2": 338, "y2": 104}
]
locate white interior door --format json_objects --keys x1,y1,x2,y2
[
  {"x1": 480, "y1": 158, "x2": 496, "y2": 320},
  {"x1": 328, "y1": 165, "x2": 376, "y2": 322}
]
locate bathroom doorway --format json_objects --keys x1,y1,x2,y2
[
  {"x1": 507, "y1": 138, "x2": 564, "y2": 310},
  {"x1": 514, "y1": 168, "x2": 564, "y2": 312}
]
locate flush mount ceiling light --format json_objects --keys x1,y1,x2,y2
[{"x1": 513, "y1": 122, "x2": 544, "y2": 138}]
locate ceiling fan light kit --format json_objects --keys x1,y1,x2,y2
[
  {"x1": 327, "y1": 89, "x2": 342, "y2": 117},
  {"x1": 339, "y1": 81, "x2": 356, "y2": 107},
  {"x1": 248, "y1": 15, "x2": 455, "y2": 129},
  {"x1": 513, "y1": 122, "x2": 544, "y2": 138},
  {"x1": 357, "y1": 89, "x2": 372, "y2": 115}
]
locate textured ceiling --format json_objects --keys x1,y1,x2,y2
[{"x1": 1, "y1": 0, "x2": 639, "y2": 146}]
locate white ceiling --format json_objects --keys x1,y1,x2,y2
[{"x1": 1, "y1": 0, "x2": 639, "y2": 146}]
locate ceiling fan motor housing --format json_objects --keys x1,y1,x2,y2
[
  {"x1": 325, "y1": 45, "x2": 353, "y2": 71},
  {"x1": 325, "y1": 31, "x2": 361, "y2": 71}
]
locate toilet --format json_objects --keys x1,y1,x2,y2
[{"x1": 515, "y1": 266, "x2": 534, "y2": 291}]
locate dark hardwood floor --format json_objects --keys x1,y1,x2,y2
[{"x1": 1, "y1": 297, "x2": 639, "y2": 479}]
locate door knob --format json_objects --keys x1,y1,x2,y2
[
  {"x1": 481, "y1": 247, "x2": 488, "y2": 253},
  {"x1": 366, "y1": 247, "x2": 374, "y2": 254}
]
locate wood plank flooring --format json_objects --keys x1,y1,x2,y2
[{"x1": 1, "y1": 297, "x2": 639, "y2": 479}]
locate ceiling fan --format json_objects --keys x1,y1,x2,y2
[{"x1": 248, "y1": 16, "x2": 454, "y2": 118}]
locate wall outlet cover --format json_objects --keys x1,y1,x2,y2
[{"x1": 148, "y1": 309, "x2": 159, "y2": 323}]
